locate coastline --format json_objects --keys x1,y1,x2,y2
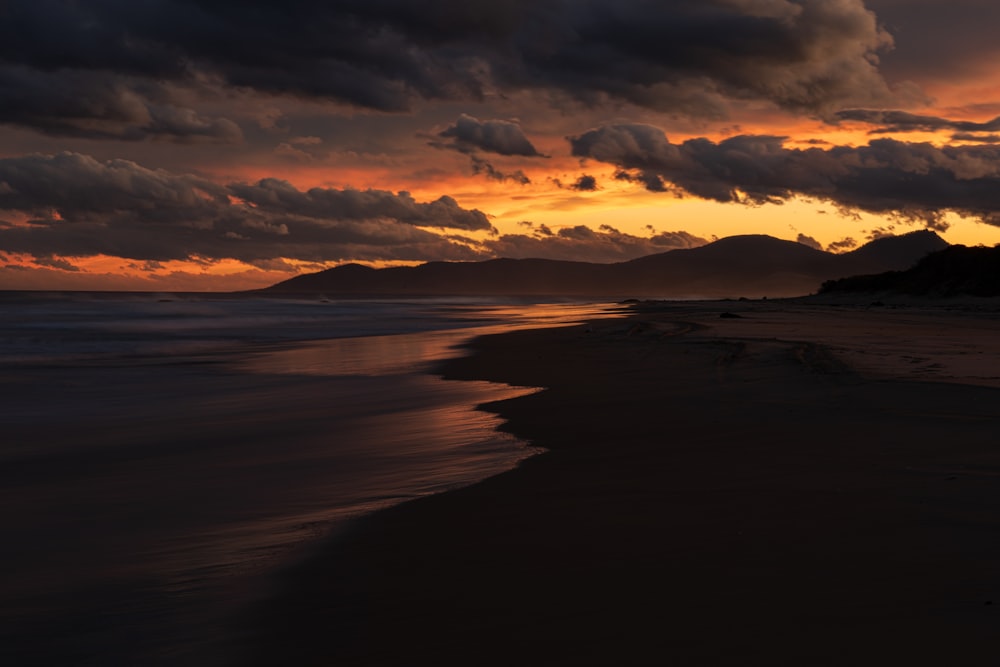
[
  {"x1": 242, "y1": 298, "x2": 1000, "y2": 665},
  {"x1": 2, "y1": 297, "x2": 619, "y2": 666}
]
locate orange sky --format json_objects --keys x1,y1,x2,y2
[{"x1": 3, "y1": 1, "x2": 1000, "y2": 290}]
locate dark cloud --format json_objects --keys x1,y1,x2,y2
[
  {"x1": 0, "y1": 150, "x2": 716, "y2": 268},
  {"x1": 33, "y1": 255, "x2": 80, "y2": 271},
  {"x1": 485, "y1": 224, "x2": 707, "y2": 263},
  {"x1": 571, "y1": 123, "x2": 1000, "y2": 228},
  {"x1": 518, "y1": 221, "x2": 554, "y2": 236},
  {"x1": 952, "y1": 133, "x2": 1000, "y2": 145},
  {"x1": 570, "y1": 175, "x2": 598, "y2": 191},
  {"x1": 865, "y1": 226, "x2": 896, "y2": 241},
  {"x1": 468, "y1": 156, "x2": 531, "y2": 185},
  {"x1": 836, "y1": 109, "x2": 1000, "y2": 135},
  {"x1": 866, "y1": 0, "x2": 1000, "y2": 81},
  {"x1": 0, "y1": 0, "x2": 903, "y2": 139},
  {"x1": 494, "y1": 0, "x2": 901, "y2": 115},
  {"x1": 0, "y1": 152, "x2": 491, "y2": 264},
  {"x1": 429, "y1": 115, "x2": 539, "y2": 184},
  {"x1": 0, "y1": 152, "x2": 229, "y2": 221},
  {"x1": 438, "y1": 114, "x2": 543, "y2": 156},
  {"x1": 0, "y1": 67, "x2": 242, "y2": 142},
  {"x1": 227, "y1": 178, "x2": 492, "y2": 230},
  {"x1": 796, "y1": 233, "x2": 822, "y2": 250},
  {"x1": 614, "y1": 168, "x2": 669, "y2": 193},
  {"x1": 827, "y1": 237, "x2": 858, "y2": 252},
  {"x1": 428, "y1": 114, "x2": 540, "y2": 184}
]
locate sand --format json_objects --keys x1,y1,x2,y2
[{"x1": 241, "y1": 299, "x2": 1000, "y2": 666}]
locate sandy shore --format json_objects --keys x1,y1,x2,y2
[
  {"x1": 0, "y1": 337, "x2": 534, "y2": 665},
  {"x1": 242, "y1": 299, "x2": 1000, "y2": 666}
]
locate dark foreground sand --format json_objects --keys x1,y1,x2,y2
[{"x1": 241, "y1": 300, "x2": 1000, "y2": 666}]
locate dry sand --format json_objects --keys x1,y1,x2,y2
[{"x1": 242, "y1": 299, "x2": 1000, "y2": 666}]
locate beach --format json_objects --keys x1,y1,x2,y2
[
  {"x1": 0, "y1": 295, "x2": 619, "y2": 666},
  {"x1": 242, "y1": 299, "x2": 1000, "y2": 666},
  {"x1": 9, "y1": 4, "x2": 1000, "y2": 665}
]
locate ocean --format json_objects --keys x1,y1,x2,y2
[{"x1": 0, "y1": 292, "x2": 623, "y2": 666}]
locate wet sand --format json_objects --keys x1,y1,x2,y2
[
  {"x1": 0, "y1": 340, "x2": 537, "y2": 666},
  {"x1": 1, "y1": 297, "x2": 623, "y2": 665},
  {"x1": 244, "y1": 299, "x2": 1000, "y2": 666}
]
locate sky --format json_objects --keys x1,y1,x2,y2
[{"x1": 4, "y1": 0, "x2": 1000, "y2": 290}]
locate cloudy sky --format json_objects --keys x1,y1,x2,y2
[{"x1": 4, "y1": 0, "x2": 1000, "y2": 290}]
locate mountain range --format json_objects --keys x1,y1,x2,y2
[{"x1": 264, "y1": 230, "x2": 949, "y2": 299}]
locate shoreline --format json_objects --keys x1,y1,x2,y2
[
  {"x1": 0, "y1": 309, "x2": 577, "y2": 666},
  {"x1": 241, "y1": 299, "x2": 1000, "y2": 665}
]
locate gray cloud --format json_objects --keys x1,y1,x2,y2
[
  {"x1": 0, "y1": 0, "x2": 905, "y2": 140},
  {"x1": 493, "y1": 0, "x2": 901, "y2": 116},
  {"x1": 0, "y1": 151, "x2": 715, "y2": 268},
  {"x1": 952, "y1": 133, "x2": 1000, "y2": 145},
  {"x1": 866, "y1": 0, "x2": 1000, "y2": 81},
  {"x1": 468, "y1": 156, "x2": 531, "y2": 185},
  {"x1": 0, "y1": 67, "x2": 242, "y2": 142},
  {"x1": 430, "y1": 114, "x2": 539, "y2": 185},
  {"x1": 0, "y1": 152, "x2": 491, "y2": 264},
  {"x1": 570, "y1": 123, "x2": 1000, "y2": 228},
  {"x1": 485, "y1": 224, "x2": 707, "y2": 263},
  {"x1": 227, "y1": 178, "x2": 492, "y2": 231},
  {"x1": 0, "y1": 152, "x2": 229, "y2": 222},
  {"x1": 32, "y1": 255, "x2": 80, "y2": 271},
  {"x1": 438, "y1": 114, "x2": 543, "y2": 156},
  {"x1": 614, "y1": 168, "x2": 669, "y2": 193},
  {"x1": 836, "y1": 109, "x2": 1000, "y2": 135},
  {"x1": 570, "y1": 175, "x2": 598, "y2": 191},
  {"x1": 827, "y1": 237, "x2": 858, "y2": 252},
  {"x1": 796, "y1": 233, "x2": 822, "y2": 250}
]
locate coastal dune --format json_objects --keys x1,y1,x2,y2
[{"x1": 244, "y1": 300, "x2": 1000, "y2": 665}]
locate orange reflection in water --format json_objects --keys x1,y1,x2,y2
[
  {"x1": 240, "y1": 301, "x2": 624, "y2": 377},
  {"x1": 0, "y1": 300, "x2": 627, "y2": 665}
]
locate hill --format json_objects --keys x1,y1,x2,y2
[
  {"x1": 819, "y1": 244, "x2": 1000, "y2": 297},
  {"x1": 265, "y1": 230, "x2": 948, "y2": 298}
]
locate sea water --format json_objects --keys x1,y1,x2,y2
[{"x1": 0, "y1": 292, "x2": 622, "y2": 665}]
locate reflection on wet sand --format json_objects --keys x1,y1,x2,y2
[
  {"x1": 239, "y1": 301, "x2": 624, "y2": 377},
  {"x1": 0, "y1": 298, "x2": 624, "y2": 666}
]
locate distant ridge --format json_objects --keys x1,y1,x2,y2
[
  {"x1": 840, "y1": 230, "x2": 950, "y2": 268},
  {"x1": 820, "y1": 243, "x2": 1000, "y2": 297},
  {"x1": 265, "y1": 230, "x2": 948, "y2": 298}
]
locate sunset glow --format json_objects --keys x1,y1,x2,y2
[{"x1": 3, "y1": 1, "x2": 1000, "y2": 290}]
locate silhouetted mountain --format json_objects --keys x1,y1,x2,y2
[
  {"x1": 840, "y1": 230, "x2": 949, "y2": 269},
  {"x1": 820, "y1": 244, "x2": 1000, "y2": 297},
  {"x1": 265, "y1": 231, "x2": 947, "y2": 298}
]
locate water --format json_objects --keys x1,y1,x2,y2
[{"x1": 0, "y1": 292, "x2": 623, "y2": 665}]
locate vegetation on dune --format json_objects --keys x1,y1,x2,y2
[{"x1": 820, "y1": 245, "x2": 1000, "y2": 297}]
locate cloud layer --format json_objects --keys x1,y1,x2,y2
[
  {"x1": 438, "y1": 115, "x2": 543, "y2": 156},
  {"x1": 837, "y1": 109, "x2": 1000, "y2": 136},
  {"x1": 0, "y1": 0, "x2": 902, "y2": 141},
  {"x1": 571, "y1": 124, "x2": 1000, "y2": 228},
  {"x1": 431, "y1": 114, "x2": 541, "y2": 185},
  {"x1": 0, "y1": 152, "x2": 706, "y2": 268},
  {"x1": 5, "y1": 1, "x2": 1000, "y2": 289},
  {"x1": 0, "y1": 153, "x2": 491, "y2": 265},
  {"x1": 485, "y1": 225, "x2": 707, "y2": 263}
]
